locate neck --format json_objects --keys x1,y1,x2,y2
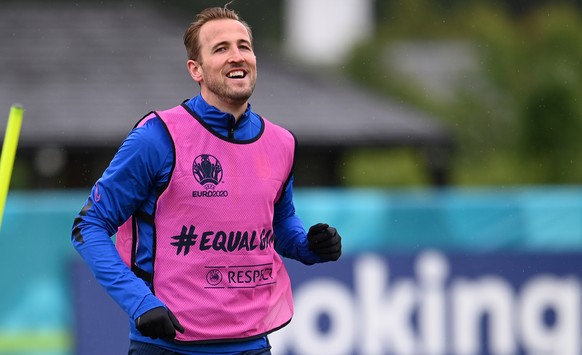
[{"x1": 201, "y1": 93, "x2": 247, "y2": 121}]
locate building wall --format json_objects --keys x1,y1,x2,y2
[{"x1": 283, "y1": 0, "x2": 374, "y2": 65}]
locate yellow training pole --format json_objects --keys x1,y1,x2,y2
[{"x1": 0, "y1": 104, "x2": 24, "y2": 231}]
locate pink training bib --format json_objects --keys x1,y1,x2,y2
[{"x1": 118, "y1": 104, "x2": 295, "y2": 343}]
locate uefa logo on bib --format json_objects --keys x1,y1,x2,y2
[{"x1": 206, "y1": 269, "x2": 222, "y2": 286}]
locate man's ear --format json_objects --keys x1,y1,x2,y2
[{"x1": 187, "y1": 60, "x2": 203, "y2": 83}]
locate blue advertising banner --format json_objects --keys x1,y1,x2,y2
[
  {"x1": 2, "y1": 188, "x2": 582, "y2": 354},
  {"x1": 71, "y1": 251, "x2": 582, "y2": 355},
  {"x1": 270, "y1": 251, "x2": 582, "y2": 355}
]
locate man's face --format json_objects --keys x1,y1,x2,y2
[{"x1": 189, "y1": 19, "x2": 257, "y2": 107}]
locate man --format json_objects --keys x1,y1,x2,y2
[{"x1": 71, "y1": 6, "x2": 342, "y2": 355}]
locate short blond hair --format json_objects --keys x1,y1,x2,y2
[{"x1": 183, "y1": 7, "x2": 253, "y2": 61}]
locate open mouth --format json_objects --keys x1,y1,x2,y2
[{"x1": 226, "y1": 70, "x2": 247, "y2": 79}]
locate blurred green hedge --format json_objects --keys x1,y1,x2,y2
[{"x1": 344, "y1": 1, "x2": 582, "y2": 186}]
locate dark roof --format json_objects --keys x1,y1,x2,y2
[{"x1": 0, "y1": 2, "x2": 453, "y2": 150}]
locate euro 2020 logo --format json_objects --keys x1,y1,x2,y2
[{"x1": 193, "y1": 154, "x2": 223, "y2": 190}]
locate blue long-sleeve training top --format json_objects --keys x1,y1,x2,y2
[{"x1": 72, "y1": 95, "x2": 322, "y2": 354}]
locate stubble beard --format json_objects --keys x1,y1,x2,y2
[{"x1": 205, "y1": 74, "x2": 256, "y2": 106}]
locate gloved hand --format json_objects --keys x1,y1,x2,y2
[
  {"x1": 136, "y1": 306, "x2": 185, "y2": 339},
  {"x1": 307, "y1": 223, "x2": 342, "y2": 261}
]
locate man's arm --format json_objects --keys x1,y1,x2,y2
[
  {"x1": 273, "y1": 175, "x2": 341, "y2": 264},
  {"x1": 71, "y1": 117, "x2": 170, "y2": 320}
]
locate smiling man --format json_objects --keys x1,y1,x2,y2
[
  {"x1": 71, "y1": 6, "x2": 342, "y2": 355},
  {"x1": 186, "y1": 16, "x2": 257, "y2": 117}
]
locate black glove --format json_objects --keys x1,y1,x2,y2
[
  {"x1": 307, "y1": 223, "x2": 342, "y2": 261},
  {"x1": 136, "y1": 306, "x2": 185, "y2": 339}
]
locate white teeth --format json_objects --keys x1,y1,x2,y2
[{"x1": 227, "y1": 70, "x2": 245, "y2": 78}]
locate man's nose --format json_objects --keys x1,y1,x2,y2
[{"x1": 228, "y1": 48, "x2": 245, "y2": 63}]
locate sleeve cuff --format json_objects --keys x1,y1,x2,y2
[
  {"x1": 132, "y1": 294, "x2": 165, "y2": 320},
  {"x1": 296, "y1": 237, "x2": 325, "y2": 265}
]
